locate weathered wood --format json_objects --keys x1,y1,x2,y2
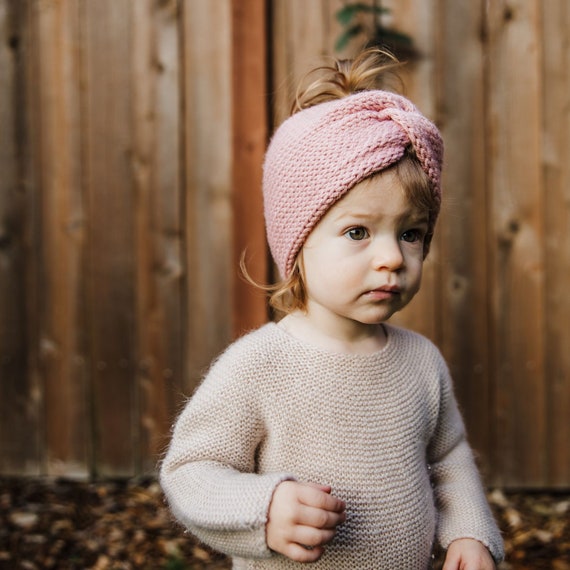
[
  {"x1": 131, "y1": 0, "x2": 185, "y2": 475},
  {"x1": 231, "y1": 0, "x2": 268, "y2": 337},
  {"x1": 182, "y1": 0, "x2": 233, "y2": 393},
  {"x1": 0, "y1": 0, "x2": 42, "y2": 475},
  {"x1": 271, "y1": 0, "x2": 337, "y2": 129},
  {"x1": 485, "y1": 0, "x2": 546, "y2": 487},
  {"x1": 82, "y1": 0, "x2": 137, "y2": 477},
  {"x1": 541, "y1": 0, "x2": 570, "y2": 488},
  {"x1": 31, "y1": 0, "x2": 89, "y2": 478},
  {"x1": 0, "y1": 0, "x2": 569, "y2": 487},
  {"x1": 435, "y1": 1, "x2": 493, "y2": 474}
]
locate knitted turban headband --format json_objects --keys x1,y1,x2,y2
[{"x1": 262, "y1": 89, "x2": 444, "y2": 278}]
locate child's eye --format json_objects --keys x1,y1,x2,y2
[
  {"x1": 401, "y1": 229, "x2": 424, "y2": 243},
  {"x1": 345, "y1": 227, "x2": 369, "y2": 241}
]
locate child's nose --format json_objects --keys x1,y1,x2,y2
[{"x1": 371, "y1": 236, "x2": 404, "y2": 271}]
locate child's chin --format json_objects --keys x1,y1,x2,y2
[{"x1": 356, "y1": 313, "x2": 394, "y2": 326}]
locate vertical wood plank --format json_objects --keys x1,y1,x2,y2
[
  {"x1": 541, "y1": 0, "x2": 570, "y2": 487},
  {"x1": 132, "y1": 0, "x2": 185, "y2": 474},
  {"x1": 323, "y1": 0, "x2": 357, "y2": 59},
  {"x1": 231, "y1": 0, "x2": 268, "y2": 336},
  {"x1": 270, "y1": 0, "x2": 357, "y2": 129},
  {"x1": 0, "y1": 0, "x2": 567, "y2": 486},
  {"x1": 435, "y1": 1, "x2": 494, "y2": 475},
  {"x1": 485, "y1": 0, "x2": 546, "y2": 487},
  {"x1": 182, "y1": 0, "x2": 233, "y2": 393},
  {"x1": 271, "y1": 0, "x2": 333, "y2": 128},
  {"x1": 385, "y1": 0, "x2": 441, "y2": 344},
  {"x1": 0, "y1": 0, "x2": 41, "y2": 475},
  {"x1": 82, "y1": 0, "x2": 137, "y2": 476},
  {"x1": 32, "y1": 0, "x2": 89, "y2": 478}
]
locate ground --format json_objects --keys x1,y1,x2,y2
[{"x1": 1, "y1": 477, "x2": 568, "y2": 569}]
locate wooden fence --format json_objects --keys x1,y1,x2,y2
[{"x1": 0, "y1": 0, "x2": 568, "y2": 489}]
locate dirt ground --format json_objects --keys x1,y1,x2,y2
[{"x1": 0, "y1": 477, "x2": 568, "y2": 569}]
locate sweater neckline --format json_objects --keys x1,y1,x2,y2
[{"x1": 267, "y1": 320, "x2": 402, "y2": 362}]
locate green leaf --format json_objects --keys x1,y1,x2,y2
[
  {"x1": 336, "y1": 3, "x2": 388, "y2": 26},
  {"x1": 335, "y1": 23, "x2": 365, "y2": 52}
]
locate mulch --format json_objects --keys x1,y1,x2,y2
[{"x1": 0, "y1": 477, "x2": 568, "y2": 569}]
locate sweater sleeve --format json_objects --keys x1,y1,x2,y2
[
  {"x1": 159, "y1": 342, "x2": 295, "y2": 559},
  {"x1": 427, "y1": 362, "x2": 504, "y2": 563}
]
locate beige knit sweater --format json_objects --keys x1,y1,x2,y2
[{"x1": 160, "y1": 323, "x2": 503, "y2": 569}]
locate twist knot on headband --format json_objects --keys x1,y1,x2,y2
[{"x1": 263, "y1": 90, "x2": 444, "y2": 278}]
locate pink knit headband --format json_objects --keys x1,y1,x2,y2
[{"x1": 262, "y1": 90, "x2": 444, "y2": 278}]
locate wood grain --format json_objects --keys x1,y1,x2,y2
[
  {"x1": 541, "y1": 0, "x2": 570, "y2": 487},
  {"x1": 82, "y1": 0, "x2": 137, "y2": 476},
  {"x1": 485, "y1": 0, "x2": 546, "y2": 487},
  {"x1": 231, "y1": 0, "x2": 268, "y2": 337},
  {"x1": 0, "y1": 0, "x2": 568, "y2": 486}
]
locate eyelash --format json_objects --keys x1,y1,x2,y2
[
  {"x1": 345, "y1": 227, "x2": 369, "y2": 241},
  {"x1": 401, "y1": 229, "x2": 425, "y2": 243},
  {"x1": 344, "y1": 227, "x2": 425, "y2": 243}
]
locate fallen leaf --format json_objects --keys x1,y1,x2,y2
[{"x1": 9, "y1": 511, "x2": 39, "y2": 529}]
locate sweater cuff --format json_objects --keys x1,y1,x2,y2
[
  {"x1": 439, "y1": 531, "x2": 505, "y2": 564},
  {"x1": 164, "y1": 469, "x2": 296, "y2": 559}
]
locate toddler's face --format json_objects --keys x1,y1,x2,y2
[{"x1": 300, "y1": 170, "x2": 428, "y2": 330}]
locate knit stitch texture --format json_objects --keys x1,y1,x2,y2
[
  {"x1": 262, "y1": 90, "x2": 444, "y2": 277},
  {"x1": 161, "y1": 323, "x2": 504, "y2": 569}
]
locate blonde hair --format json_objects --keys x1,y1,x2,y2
[
  {"x1": 291, "y1": 48, "x2": 403, "y2": 115},
  {"x1": 246, "y1": 48, "x2": 436, "y2": 315},
  {"x1": 240, "y1": 253, "x2": 307, "y2": 315}
]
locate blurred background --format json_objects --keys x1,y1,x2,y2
[{"x1": 0, "y1": 0, "x2": 569, "y2": 495}]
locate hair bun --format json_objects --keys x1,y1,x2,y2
[{"x1": 292, "y1": 48, "x2": 402, "y2": 114}]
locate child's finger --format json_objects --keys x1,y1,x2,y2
[
  {"x1": 296, "y1": 503, "x2": 346, "y2": 530},
  {"x1": 304, "y1": 482, "x2": 332, "y2": 493},
  {"x1": 280, "y1": 542, "x2": 325, "y2": 564},
  {"x1": 297, "y1": 483, "x2": 346, "y2": 513},
  {"x1": 291, "y1": 524, "x2": 337, "y2": 547}
]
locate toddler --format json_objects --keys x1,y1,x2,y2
[{"x1": 160, "y1": 49, "x2": 504, "y2": 569}]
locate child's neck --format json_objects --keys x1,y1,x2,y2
[{"x1": 278, "y1": 311, "x2": 387, "y2": 355}]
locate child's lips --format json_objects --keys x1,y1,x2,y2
[{"x1": 365, "y1": 286, "x2": 401, "y2": 300}]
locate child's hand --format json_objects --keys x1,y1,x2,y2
[
  {"x1": 266, "y1": 481, "x2": 346, "y2": 562},
  {"x1": 443, "y1": 538, "x2": 496, "y2": 570}
]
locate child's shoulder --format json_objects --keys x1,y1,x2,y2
[
  {"x1": 207, "y1": 322, "x2": 286, "y2": 375},
  {"x1": 219, "y1": 321, "x2": 283, "y2": 357},
  {"x1": 189, "y1": 323, "x2": 285, "y2": 400},
  {"x1": 385, "y1": 324, "x2": 447, "y2": 367}
]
